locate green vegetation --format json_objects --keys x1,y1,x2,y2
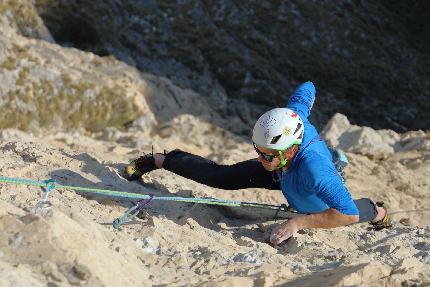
[
  {"x1": 0, "y1": 79, "x2": 140, "y2": 132},
  {"x1": 92, "y1": 57, "x2": 103, "y2": 67},
  {"x1": 0, "y1": 0, "x2": 41, "y2": 36},
  {"x1": 13, "y1": 43, "x2": 30, "y2": 58},
  {"x1": 16, "y1": 66, "x2": 30, "y2": 86},
  {"x1": 65, "y1": 83, "x2": 140, "y2": 131},
  {"x1": 1, "y1": 56, "x2": 17, "y2": 70}
]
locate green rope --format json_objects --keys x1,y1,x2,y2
[
  {"x1": 0, "y1": 175, "x2": 246, "y2": 207},
  {"x1": 0, "y1": 175, "x2": 301, "y2": 229}
]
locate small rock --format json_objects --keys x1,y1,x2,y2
[
  {"x1": 413, "y1": 251, "x2": 427, "y2": 258},
  {"x1": 257, "y1": 223, "x2": 269, "y2": 233},
  {"x1": 31, "y1": 202, "x2": 54, "y2": 217},
  {"x1": 236, "y1": 236, "x2": 255, "y2": 247},
  {"x1": 71, "y1": 264, "x2": 91, "y2": 281},
  {"x1": 373, "y1": 244, "x2": 392, "y2": 255},
  {"x1": 9, "y1": 233, "x2": 24, "y2": 249},
  {"x1": 402, "y1": 279, "x2": 423, "y2": 287},
  {"x1": 136, "y1": 210, "x2": 149, "y2": 220},
  {"x1": 136, "y1": 236, "x2": 160, "y2": 255},
  {"x1": 217, "y1": 222, "x2": 228, "y2": 229},
  {"x1": 63, "y1": 263, "x2": 91, "y2": 285},
  {"x1": 254, "y1": 271, "x2": 275, "y2": 287},
  {"x1": 233, "y1": 252, "x2": 261, "y2": 265},
  {"x1": 19, "y1": 213, "x2": 40, "y2": 224},
  {"x1": 41, "y1": 262, "x2": 64, "y2": 282},
  {"x1": 413, "y1": 241, "x2": 430, "y2": 251},
  {"x1": 399, "y1": 218, "x2": 410, "y2": 226}
]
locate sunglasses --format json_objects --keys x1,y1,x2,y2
[{"x1": 253, "y1": 143, "x2": 278, "y2": 162}]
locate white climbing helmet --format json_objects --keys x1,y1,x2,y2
[{"x1": 252, "y1": 108, "x2": 304, "y2": 150}]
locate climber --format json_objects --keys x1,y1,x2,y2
[{"x1": 123, "y1": 81, "x2": 391, "y2": 246}]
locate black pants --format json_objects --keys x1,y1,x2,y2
[{"x1": 163, "y1": 150, "x2": 377, "y2": 223}]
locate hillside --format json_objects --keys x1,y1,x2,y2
[{"x1": 0, "y1": 1, "x2": 429, "y2": 286}]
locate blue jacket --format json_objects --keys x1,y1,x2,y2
[{"x1": 280, "y1": 82, "x2": 359, "y2": 215}]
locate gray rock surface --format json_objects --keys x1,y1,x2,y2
[{"x1": 33, "y1": 0, "x2": 430, "y2": 131}]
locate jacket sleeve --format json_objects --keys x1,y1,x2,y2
[{"x1": 287, "y1": 81, "x2": 316, "y2": 120}]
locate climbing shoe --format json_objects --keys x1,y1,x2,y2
[
  {"x1": 123, "y1": 152, "x2": 157, "y2": 181},
  {"x1": 123, "y1": 148, "x2": 168, "y2": 181},
  {"x1": 370, "y1": 201, "x2": 392, "y2": 230}
]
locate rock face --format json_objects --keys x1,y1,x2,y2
[
  {"x1": 0, "y1": 121, "x2": 429, "y2": 286},
  {"x1": 1, "y1": 1, "x2": 430, "y2": 286},
  {"x1": 322, "y1": 113, "x2": 430, "y2": 158},
  {"x1": 33, "y1": 0, "x2": 430, "y2": 131},
  {"x1": 2, "y1": 0, "x2": 430, "y2": 133},
  {"x1": 0, "y1": 0, "x2": 53, "y2": 41},
  {"x1": 0, "y1": 3, "x2": 245, "y2": 134}
]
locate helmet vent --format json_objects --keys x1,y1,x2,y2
[
  {"x1": 297, "y1": 130, "x2": 304, "y2": 140},
  {"x1": 293, "y1": 123, "x2": 302, "y2": 135},
  {"x1": 270, "y1": 134, "x2": 282, "y2": 144}
]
